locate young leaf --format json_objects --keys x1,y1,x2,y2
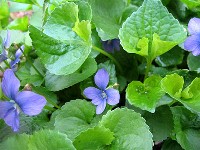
[
  {"x1": 100, "y1": 108, "x2": 153, "y2": 149},
  {"x1": 126, "y1": 75, "x2": 164, "y2": 112},
  {"x1": 161, "y1": 73, "x2": 184, "y2": 99},
  {"x1": 162, "y1": 74, "x2": 200, "y2": 113},
  {"x1": 73, "y1": 126, "x2": 115, "y2": 149},
  {"x1": 119, "y1": 0, "x2": 186, "y2": 60},
  {"x1": 54, "y1": 99, "x2": 98, "y2": 141}
]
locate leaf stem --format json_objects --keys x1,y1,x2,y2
[
  {"x1": 44, "y1": 105, "x2": 56, "y2": 111},
  {"x1": 92, "y1": 45, "x2": 123, "y2": 73},
  {"x1": 144, "y1": 58, "x2": 152, "y2": 80}
]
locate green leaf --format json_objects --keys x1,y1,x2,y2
[
  {"x1": 126, "y1": 75, "x2": 164, "y2": 112},
  {"x1": 54, "y1": 99, "x2": 98, "y2": 141},
  {"x1": 73, "y1": 126, "x2": 115, "y2": 150},
  {"x1": 162, "y1": 74, "x2": 200, "y2": 113},
  {"x1": 180, "y1": 0, "x2": 200, "y2": 9},
  {"x1": 0, "y1": 134, "x2": 29, "y2": 150},
  {"x1": 98, "y1": 60, "x2": 117, "y2": 85},
  {"x1": 171, "y1": 106, "x2": 200, "y2": 150},
  {"x1": 143, "y1": 106, "x2": 173, "y2": 142},
  {"x1": 0, "y1": 113, "x2": 49, "y2": 142},
  {"x1": 100, "y1": 108, "x2": 153, "y2": 149},
  {"x1": 0, "y1": 0, "x2": 9, "y2": 20},
  {"x1": 161, "y1": 73, "x2": 184, "y2": 99},
  {"x1": 29, "y1": 2, "x2": 92, "y2": 75},
  {"x1": 181, "y1": 78, "x2": 200, "y2": 113},
  {"x1": 7, "y1": 16, "x2": 29, "y2": 31},
  {"x1": 76, "y1": 1, "x2": 92, "y2": 21},
  {"x1": 155, "y1": 46, "x2": 184, "y2": 67},
  {"x1": 45, "y1": 57, "x2": 97, "y2": 91},
  {"x1": 89, "y1": 0, "x2": 127, "y2": 40},
  {"x1": 162, "y1": 139, "x2": 183, "y2": 150},
  {"x1": 119, "y1": 0, "x2": 186, "y2": 60},
  {"x1": 187, "y1": 53, "x2": 200, "y2": 73},
  {"x1": 16, "y1": 61, "x2": 44, "y2": 86},
  {"x1": 29, "y1": 130, "x2": 76, "y2": 150}
]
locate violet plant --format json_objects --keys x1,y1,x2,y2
[
  {"x1": 0, "y1": 69, "x2": 46, "y2": 131},
  {"x1": 184, "y1": 17, "x2": 200, "y2": 56},
  {"x1": 83, "y1": 68, "x2": 120, "y2": 114},
  {"x1": 0, "y1": 0, "x2": 200, "y2": 149}
]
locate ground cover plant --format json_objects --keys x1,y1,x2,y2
[{"x1": 0, "y1": 0, "x2": 200, "y2": 149}]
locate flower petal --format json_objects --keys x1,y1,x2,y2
[
  {"x1": 184, "y1": 34, "x2": 200, "y2": 56},
  {"x1": 15, "y1": 91, "x2": 46, "y2": 116},
  {"x1": 83, "y1": 87, "x2": 102, "y2": 99},
  {"x1": 95, "y1": 68, "x2": 109, "y2": 90},
  {"x1": 2, "y1": 69, "x2": 20, "y2": 99},
  {"x1": 188, "y1": 17, "x2": 200, "y2": 35},
  {"x1": 0, "y1": 101, "x2": 14, "y2": 119},
  {"x1": 106, "y1": 88, "x2": 120, "y2": 105},
  {"x1": 4, "y1": 108, "x2": 20, "y2": 132},
  {"x1": 3, "y1": 30, "x2": 11, "y2": 49},
  {"x1": 112, "y1": 39, "x2": 120, "y2": 51},
  {"x1": 96, "y1": 99, "x2": 106, "y2": 114},
  {"x1": 102, "y1": 40, "x2": 115, "y2": 53},
  {"x1": 10, "y1": 45, "x2": 24, "y2": 70}
]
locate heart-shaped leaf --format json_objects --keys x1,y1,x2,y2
[
  {"x1": 126, "y1": 75, "x2": 164, "y2": 112},
  {"x1": 119, "y1": 0, "x2": 186, "y2": 60}
]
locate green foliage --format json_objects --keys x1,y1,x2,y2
[
  {"x1": 73, "y1": 126, "x2": 115, "y2": 150},
  {"x1": 45, "y1": 57, "x2": 97, "y2": 91},
  {"x1": 100, "y1": 108, "x2": 153, "y2": 149},
  {"x1": 143, "y1": 106, "x2": 173, "y2": 142},
  {"x1": 29, "y1": 2, "x2": 92, "y2": 75},
  {"x1": 187, "y1": 53, "x2": 200, "y2": 72},
  {"x1": 89, "y1": 0, "x2": 127, "y2": 40},
  {"x1": 0, "y1": 134, "x2": 29, "y2": 150},
  {"x1": 171, "y1": 106, "x2": 200, "y2": 150},
  {"x1": 29, "y1": 130, "x2": 76, "y2": 150},
  {"x1": 119, "y1": 0, "x2": 186, "y2": 61},
  {"x1": 54, "y1": 99, "x2": 97, "y2": 141},
  {"x1": 126, "y1": 75, "x2": 164, "y2": 112},
  {"x1": 155, "y1": 46, "x2": 184, "y2": 67},
  {"x1": 161, "y1": 74, "x2": 200, "y2": 113}
]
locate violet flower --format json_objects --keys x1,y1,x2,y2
[
  {"x1": 0, "y1": 69, "x2": 46, "y2": 132},
  {"x1": 102, "y1": 39, "x2": 120, "y2": 53},
  {"x1": 184, "y1": 17, "x2": 200, "y2": 56},
  {"x1": 83, "y1": 68, "x2": 120, "y2": 114},
  {"x1": 0, "y1": 31, "x2": 10, "y2": 63},
  {"x1": 10, "y1": 45, "x2": 24, "y2": 70}
]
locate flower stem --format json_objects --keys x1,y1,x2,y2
[
  {"x1": 19, "y1": 47, "x2": 44, "y2": 78},
  {"x1": 3, "y1": 60, "x2": 10, "y2": 68},
  {"x1": 92, "y1": 45, "x2": 123, "y2": 73},
  {"x1": 44, "y1": 105, "x2": 56, "y2": 111},
  {"x1": 144, "y1": 58, "x2": 152, "y2": 80}
]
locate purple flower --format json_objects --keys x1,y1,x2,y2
[
  {"x1": 83, "y1": 68, "x2": 120, "y2": 114},
  {"x1": 10, "y1": 45, "x2": 24, "y2": 70},
  {"x1": 0, "y1": 69, "x2": 46, "y2": 132},
  {"x1": 0, "y1": 31, "x2": 10, "y2": 63},
  {"x1": 102, "y1": 39, "x2": 120, "y2": 53},
  {"x1": 184, "y1": 17, "x2": 200, "y2": 56}
]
